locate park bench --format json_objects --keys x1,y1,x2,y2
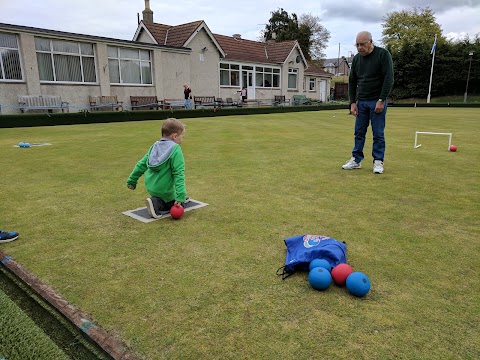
[
  {"x1": 194, "y1": 96, "x2": 216, "y2": 109},
  {"x1": 18, "y1": 95, "x2": 69, "y2": 113},
  {"x1": 292, "y1": 94, "x2": 311, "y2": 105},
  {"x1": 163, "y1": 99, "x2": 185, "y2": 110},
  {"x1": 274, "y1": 95, "x2": 290, "y2": 106},
  {"x1": 89, "y1": 95, "x2": 123, "y2": 111},
  {"x1": 225, "y1": 97, "x2": 241, "y2": 107},
  {"x1": 130, "y1": 96, "x2": 162, "y2": 110}
]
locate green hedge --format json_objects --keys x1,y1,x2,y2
[
  {"x1": 0, "y1": 104, "x2": 349, "y2": 128},
  {"x1": 389, "y1": 102, "x2": 480, "y2": 108}
]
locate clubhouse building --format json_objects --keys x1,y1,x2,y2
[{"x1": 0, "y1": 1, "x2": 332, "y2": 114}]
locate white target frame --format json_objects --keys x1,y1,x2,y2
[{"x1": 414, "y1": 131, "x2": 452, "y2": 150}]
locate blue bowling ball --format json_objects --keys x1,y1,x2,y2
[
  {"x1": 24, "y1": 142, "x2": 31, "y2": 148},
  {"x1": 309, "y1": 258, "x2": 332, "y2": 272},
  {"x1": 346, "y1": 272, "x2": 371, "y2": 297},
  {"x1": 18, "y1": 142, "x2": 25, "y2": 147},
  {"x1": 308, "y1": 267, "x2": 332, "y2": 290}
]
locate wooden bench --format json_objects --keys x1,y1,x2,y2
[
  {"x1": 130, "y1": 96, "x2": 162, "y2": 110},
  {"x1": 89, "y1": 96, "x2": 123, "y2": 111},
  {"x1": 292, "y1": 94, "x2": 311, "y2": 105},
  {"x1": 194, "y1": 96, "x2": 216, "y2": 109},
  {"x1": 163, "y1": 99, "x2": 185, "y2": 110},
  {"x1": 18, "y1": 95, "x2": 69, "y2": 113},
  {"x1": 274, "y1": 95, "x2": 290, "y2": 106},
  {"x1": 225, "y1": 97, "x2": 240, "y2": 107}
]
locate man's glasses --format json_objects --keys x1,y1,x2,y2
[{"x1": 355, "y1": 41, "x2": 370, "y2": 48}]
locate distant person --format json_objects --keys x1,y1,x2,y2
[
  {"x1": 127, "y1": 118, "x2": 188, "y2": 219},
  {"x1": 0, "y1": 229, "x2": 19, "y2": 243},
  {"x1": 183, "y1": 84, "x2": 192, "y2": 109},
  {"x1": 342, "y1": 31, "x2": 393, "y2": 174},
  {"x1": 241, "y1": 87, "x2": 247, "y2": 102}
]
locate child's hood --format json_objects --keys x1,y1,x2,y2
[{"x1": 147, "y1": 138, "x2": 177, "y2": 167}]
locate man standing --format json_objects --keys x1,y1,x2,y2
[
  {"x1": 342, "y1": 31, "x2": 394, "y2": 174},
  {"x1": 183, "y1": 84, "x2": 192, "y2": 109}
]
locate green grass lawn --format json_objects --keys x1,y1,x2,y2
[
  {"x1": 1, "y1": 108, "x2": 479, "y2": 359},
  {"x1": 0, "y1": 289, "x2": 70, "y2": 360}
]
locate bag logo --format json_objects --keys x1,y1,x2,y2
[{"x1": 303, "y1": 234, "x2": 330, "y2": 248}]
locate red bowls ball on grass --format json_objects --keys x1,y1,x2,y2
[
  {"x1": 331, "y1": 263, "x2": 354, "y2": 286},
  {"x1": 170, "y1": 204, "x2": 185, "y2": 219}
]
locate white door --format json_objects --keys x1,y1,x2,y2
[
  {"x1": 242, "y1": 70, "x2": 255, "y2": 99},
  {"x1": 319, "y1": 80, "x2": 327, "y2": 102}
]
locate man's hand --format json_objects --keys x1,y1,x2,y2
[
  {"x1": 128, "y1": 185, "x2": 135, "y2": 190},
  {"x1": 350, "y1": 103, "x2": 358, "y2": 116},
  {"x1": 375, "y1": 100, "x2": 385, "y2": 113}
]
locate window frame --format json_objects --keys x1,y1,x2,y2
[
  {"x1": 255, "y1": 66, "x2": 280, "y2": 88},
  {"x1": 288, "y1": 68, "x2": 298, "y2": 90},
  {"x1": 35, "y1": 37, "x2": 97, "y2": 84},
  {"x1": 0, "y1": 32, "x2": 23, "y2": 82},
  {"x1": 219, "y1": 62, "x2": 240, "y2": 87},
  {"x1": 309, "y1": 77, "x2": 316, "y2": 91},
  {"x1": 107, "y1": 46, "x2": 153, "y2": 85}
]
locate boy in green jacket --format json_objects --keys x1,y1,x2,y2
[{"x1": 127, "y1": 118, "x2": 187, "y2": 219}]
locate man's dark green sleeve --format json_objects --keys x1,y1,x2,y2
[
  {"x1": 380, "y1": 50, "x2": 394, "y2": 100},
  {"x1": 348, "y1": 57, "x2": 358, "y2": 105}
]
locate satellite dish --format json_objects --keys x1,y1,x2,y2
[{"x1": 296, "y1": 55, "x2": 302, "y2": 63}]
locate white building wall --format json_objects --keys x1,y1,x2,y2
[
  {"x1": 187, "y1": 29, "x2": 220, "y2": 98},
  {"x1": 160, "y1": 52, "x2": 191, "y2": 100}
]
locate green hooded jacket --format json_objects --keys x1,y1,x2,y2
[{"x1": 126, "y1": 139, "x2": 186, "y2": 202}]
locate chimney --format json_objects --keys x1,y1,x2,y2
[
  {"x1": 232, "y1": 34, "x2": 242, "y2": 40},
  {"x1": 143, "y1": 0, "x2": 154, "y2": 24}
]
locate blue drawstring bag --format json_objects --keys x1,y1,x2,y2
[{"x1": 276, "y1": 234, "x2": 347, "y2": 279}]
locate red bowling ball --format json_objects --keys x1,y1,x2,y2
[
  {"x1": 170, "y1": 204, "x2": 185, "y2": 219},
  {"x1": 331, "y1": 263, "x2": 354, "y2": 286}
]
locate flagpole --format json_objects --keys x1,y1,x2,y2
[{"x1": 427, "y1": 34, "x2": 437, "y2": 103}]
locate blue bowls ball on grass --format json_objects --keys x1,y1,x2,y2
[
  {"x1": 24, "y1": 142, "x2": 31, "y2": 148},
  {"x1": 308, "y1": 267, "x2": 332, "y2": 290},
  {"x1": 18, "y1": 142, "x2": 25, "y2": 147},
  {"x1": 309, "y1": 258, "x2": 332, "y2": 272},
  {"x1": 346, "y1": 272, "x2": 371, "y2": 297}
]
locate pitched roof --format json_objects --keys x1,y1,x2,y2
[
  {"x1": 212, "y1": 34, "x2": 297, "y2": 64},
  {"x1": 143, "y1": 20, "x2": 203, "y2": 47},
  {"x1": 140, "y1": 20, "x2": 310, "y2": 66},
  {"x1": 305, "y1": 62, "x2": 332, "y2": 77}
]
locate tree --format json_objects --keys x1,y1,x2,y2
[
  {"x1": 299, "y1": 13, "x2": 330, "y2": 59},
  {"x1": 262, "y1": 8, "x2": 330, "y2": 60},
  {"x1": 381, "y1": 7, "x2": 444, "y2": 55}
]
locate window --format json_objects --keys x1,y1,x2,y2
[
  {"x1": 220, "y1": 63, "x2": 240, "y2": 86},
  {"x1": 255, "y1": 67, "x2": 280, "y2": 88},
  {"x1": 0, "y1": 32, "x2": 23, "y2": 81},
  {"x1": 309, "y1": 78, "x2": 315, "y2": 91},
  {"x1": 288, "y1": 68, "x2": 298, "y2": 89},
  {"x1": 35, "y1": 37, "x2": 96, "y2": 83},
  {"x1": 108, "y1": 46, "x2": 152, "y2": 85}
]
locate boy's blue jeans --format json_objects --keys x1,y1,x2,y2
[
  {"x1": 352, "y1": 99, "x2": 387, "y2": 163},
  {"x1": 184, "y1": 99, "x2": 191, "y2": 109}
]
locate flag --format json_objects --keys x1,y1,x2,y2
[{"x1": 430, "y1": 36, "x2": 437, "y2": 55}]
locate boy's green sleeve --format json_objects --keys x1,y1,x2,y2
[
  {"x1": 171, "y1": 146, "x2": 187, "y2": 202},
  {"x1": 126, "y1": 153, "x2": 148, "y2": 189}
]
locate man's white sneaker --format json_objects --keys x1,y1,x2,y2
[
  {"x1": 373, "y1": 160, "x2": 384, "y2": 174},
  {"x1": 342, "y1": 157, "x2": 362, "y2": 170}
]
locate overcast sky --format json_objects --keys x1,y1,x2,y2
[{"x1": 1, "y1": 0, "x2": 479, "y2": 59}]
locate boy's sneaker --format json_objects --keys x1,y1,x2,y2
[
  {"x1": 146, "y1": 197, "x2": 169, "y2": 219},
  {"x1": 0, "y1": 230, "x2": 19, "y2": 243},
  {"x1": 373, "y1": 160, "x2": 384, "y2": 174},
  {"x1": 342, "y1": 157, "x2": 362, "y2": 170}
]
